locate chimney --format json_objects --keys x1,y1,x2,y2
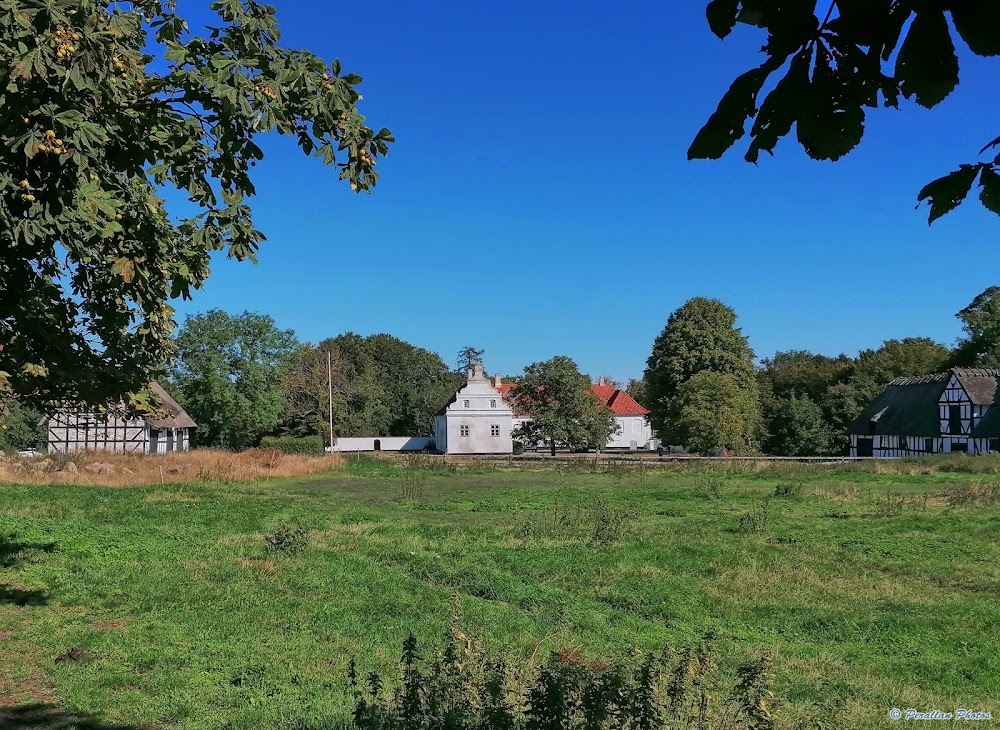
[
  {"x1": 598, "y1": 376, "x2": 606, "y2": 386},
  {"x1": 493, "y1": 374, "x2": 502, "y2": 388}
]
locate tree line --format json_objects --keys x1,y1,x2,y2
[
  {"x1": 634, "y1": 287, "x2": 1000, "y2": 456},
  {"x1": 4, "y1": 284, "x2": 1000, "y2": 455}
]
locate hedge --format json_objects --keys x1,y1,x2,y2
[{"x1": 259, "y1": 435, "x2": 325, "y2": 456}]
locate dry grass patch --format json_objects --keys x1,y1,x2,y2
[
  {"x1": 0, "y1": 448, "x2": 342, "y2": 487},
  {"x1": 235, "y1": 556, "x2": 278, "y2": 575}
]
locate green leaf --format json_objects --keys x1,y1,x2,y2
[
  {"x1": 688, "y1": 62, "x2": 774, "y2": 160},
  {"x1": 706, "y1": 0, "x2": 740, "y2": 39},
  {"x1": 950, "y1": 4, "x2": 1000, "y2": 57},
  {"x1": 796, "y1": 45, "x2": 865, "y2": 161},
  {"x1": 895, "y1": 8, "x2": 959, "y2": 108},
  {"x1": 342, "y1": 73, "x2": 363, "y2": 85},
  {"x1": 917, "y1": 164, "x2": 982, "y2": 224},
  {"x1": 745, "y1": 49, "x2": 811, "y2": 163},
  {"x1": 979, "y1": 167, "x2": 1000, "y2": 217}
]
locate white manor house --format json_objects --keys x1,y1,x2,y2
[{"x1": 332, "y1": 363, "x2": 657, "y2": 455}]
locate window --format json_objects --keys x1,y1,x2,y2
[
  {"x1": 490, "y1": 399, "x2": 496, "y2": 408},
  {"x1": 460, "y1": 425, "x2": 470, "y2": 437},
  {"x1": 464, "y1": 400, "x2": 470, "y2": 409},
  {"x1": 899, "y1": 436, "x2": 908, "y2": 451},
  {"x1": 490, "y1": 424, "x2": 500, "y2": 437},
  {"x1": 925, "y1": 438, "x2": 935, "y2": 453},
  {"x1": 989, "y1": 438, "x2": 1000, "y2": 453},
  {"x1": 949, "y1": 404, "x2": 962, "y2": 434}
]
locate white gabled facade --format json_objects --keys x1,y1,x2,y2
[{"x1": 434, "y1": 364, "x2": 513, "y2": 454}]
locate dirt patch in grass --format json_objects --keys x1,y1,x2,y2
[{"x1": 88, "y1": 619, "x2": 125, "y2": 631}]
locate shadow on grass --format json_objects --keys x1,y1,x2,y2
[
  {"x1": 0, "y1": 704, "x2": 147, "y2": 729},
  {"x1": 0, "y1": 533, "x2": 56, "y2": 606}
]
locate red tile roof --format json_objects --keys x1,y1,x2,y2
[
  {"x1": 591, "y1": 384, "x2": 649, "y2": 416},
  {"x1": 497, "y1": 383, "x2": 648, "y2": 417}
]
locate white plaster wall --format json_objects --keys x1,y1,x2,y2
[
  {"x1": 330, "y1": 436, "x2": 436, "y2": 452},
  {"x1": 606, "y1": 416, "x2": 654, "y2": 449},
  {"x1": 441, "y1": 368, "x2": 513, "y2": 454}
]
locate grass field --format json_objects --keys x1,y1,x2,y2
[{"x1": 1, "y1": 457, "x2": 999, "y2": 728}]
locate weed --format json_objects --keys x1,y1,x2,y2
[
  {"x1": 348, "y1": 630, "x2": 782, "y2": 729},
  {"x1": 734, "y1": 500, "x2": 772, "y2": 535},
  {"x1": 395, "y1": 475, "x2": 425, "y2": 503},
  {"x1": 943, "y1": 479, "x2": 1000, "y2": 507},
  {"x1": 588, "y1": 498, "x2": 636, "y2": 546},
  {"x1": 696, "y1": 477, "x2": 725, "y2": 499},
  {"x1": 773, "y1": 481, "x2": 804, "y2": 498},
  {"x1": 264, "y1": 525, "x2": 308, "y2": 554}
]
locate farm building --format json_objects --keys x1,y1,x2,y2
[
  {"x1": 850, "y1": 368, "x2": 1000, "y2": 457},
  {"x1": 44, "y1": 382, "x2": 196, "y2": 454}
]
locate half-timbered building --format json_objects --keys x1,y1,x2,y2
[
  {"x1": 44, "y1": 382, "x2": 196, "y2": 454},
  {"x1": 849, "y1": 368, "x2": 1000, "y2": 457}
]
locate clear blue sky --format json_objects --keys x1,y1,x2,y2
[{"x1": 171, "y1": 0, "x2": 1000, "y2": 383}]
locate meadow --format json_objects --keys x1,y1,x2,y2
[{"x1": 1, "y1": 456, "x2": 998, "y2": 728}]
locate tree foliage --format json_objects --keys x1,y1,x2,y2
[
  {"x1": 305, "y1": 333, "x2": 462, "y2": 438},
  {"x1": 692, "y1": 1, "x2": 1000, "y2": 223},
  {"x1": 667, "y1": 371, "x2": 760, "y2": 454},
  {"x1": 455, "y1": 346, "x2": 485, "y2": 373},
  {"x1": 509, "y1": 356, "x2": 617, "y2": 456},
  {"x1": 954, "y1": 286, "x2": 1000, "y2": 367},
  {"x1": 759, "y1": 350, "x2": 852, "y2": 403},
  {"x1": 0, "y1": 0, "x2": 392, "y2": 410},
  {"x1": 644, "y1": 297, "x2": 758, "y2": 442},
  {"x1": 0, "y1": 399, "x2": 45, "y2": 452},
  {"x1": 762, "y1": 394, "x2": 831, "y2": 456},
  {"x1": 169, "y1": 309, "x2": 298, "y2": 449}
]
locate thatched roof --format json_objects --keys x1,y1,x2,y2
[
  {"x1": 850, "y1": 376, "x2": 946, "y2": 437},
  {"x1": 850, "y1": 368, "x2": 1000, "y2": 437},
  {"x1": 146, "y1": 382, "x2": 196, "y2": 429}
]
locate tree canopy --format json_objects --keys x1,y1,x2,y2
[
  {"x1": 644, "y1": 297, "x2": 758, "y2": 442},
  {"x1": 762, "y1": 394, "x2": 831, "y2": 456},
  {"x1": 0, "y1": 0, "x2": 391, "y2": 410},
  {"x1": 692, "y1": 1, "x2": 1000, "y2": 223},
  {"x1": 169, "y1": 309, "x2": 298, "y2": 450},
  {"x1": 954, "y1": 286, "x2": 1000, "y2": 367},
  {"x1": 668, "y1": 371, "x2": 760, "y2": 454},
  {"x1": 509, "y1": 356, "x2": 617, "y2": 456}
]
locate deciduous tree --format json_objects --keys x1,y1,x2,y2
[
  {"x1": 691, "y1": 1, "x2": 1000, "y2": 223},
  {"x1": 169, "y1": 310, "x2": 298, "y2": 450},
  {"x1": 762, "y1": 394, "x2": 831, "y2": 456},
  {"x1": 954, "y1": 286, "x2": 1000, "y2": 367},
  {"x1": 667, "y1": 371, "x2": 760, "y2": 454},
  {"x1": 509, "y1": 356, "x2": 617, "y2": 456},
  {"x1": 644, "y1": 297, "x2": 758, "y2": 442},
  {"x1": 0, "y1": 0, "x2": 391, "y2": 410}
]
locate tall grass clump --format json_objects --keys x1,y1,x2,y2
[
  {"x1": 348, "y1": 630, "x2": 782, "y2": 730},
  {"x1": 943, "y1": 479, "x2": 1000, "y2": 507}
]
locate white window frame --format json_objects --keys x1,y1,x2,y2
[
  {"x1": 490, "y1": 424, "x2": 500, "y2": 437},
  {"x1": 463, "y1": 400, "x2": 470, "y2": 408},
  {"x1": 460, "y1": 425, "x2": 470, "y2": 437}
]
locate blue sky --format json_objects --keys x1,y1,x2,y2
[{"x1": 170, "y1": 1, "x2": 1000, "y2": 383}]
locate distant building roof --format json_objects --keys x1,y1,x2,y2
[
  {"x1": 497, "y1": 382, "x2": 649, "y2": 417},
  {"x1": 851, "y1": 367, "x2": 1000, "y2": 437},
  {"x1": 146, "y1": 382, "x2": 197, "y2": 429}
]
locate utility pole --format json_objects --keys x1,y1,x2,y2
[{"x1": 327, "y1": 349, "x2": 334, "y2": 455}]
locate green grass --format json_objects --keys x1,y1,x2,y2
[{"x1": 2, "y1": 458, "x2": 999, "y2": 728}]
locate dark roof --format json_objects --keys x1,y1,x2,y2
[
  {"x1": 853, "y1": 368, "x2": 1000, "y2": 438},
  {"x1": 850, "y1": 378, "x2": 946, "y2": 437},
  {"x1": 954, "y1": 368, "x2": 1000, "y2": 405},
  {"x1": 146, "y1": 382, "x2": 197, "y2": 429}
]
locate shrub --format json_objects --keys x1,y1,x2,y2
[
  {"x1": 513, "y1": 441, "x2": 525, "y2": 455},
  {"x1": 260, "y1": 435, "x2": 325, "y2": 456},
  {"x1": 264, "y1": 524, "x2": 309, "y2": 554},
  {"x1": 943, "y1": 479, "x2": 1000, "y2": 507}
]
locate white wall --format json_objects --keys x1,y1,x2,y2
[
  {"x1": 439, "y1": 365, "x2": 514, "y2": 454},
  {"x1": 606, "y1": 416, "x2": 655, "y2": 450},
  {"x1": 330, "y1": 436, "x2": 436, "y2": 452}
]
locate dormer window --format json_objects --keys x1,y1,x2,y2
[{"x1": 464, "y1": 400, "x2": 470, "y2": 408}]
